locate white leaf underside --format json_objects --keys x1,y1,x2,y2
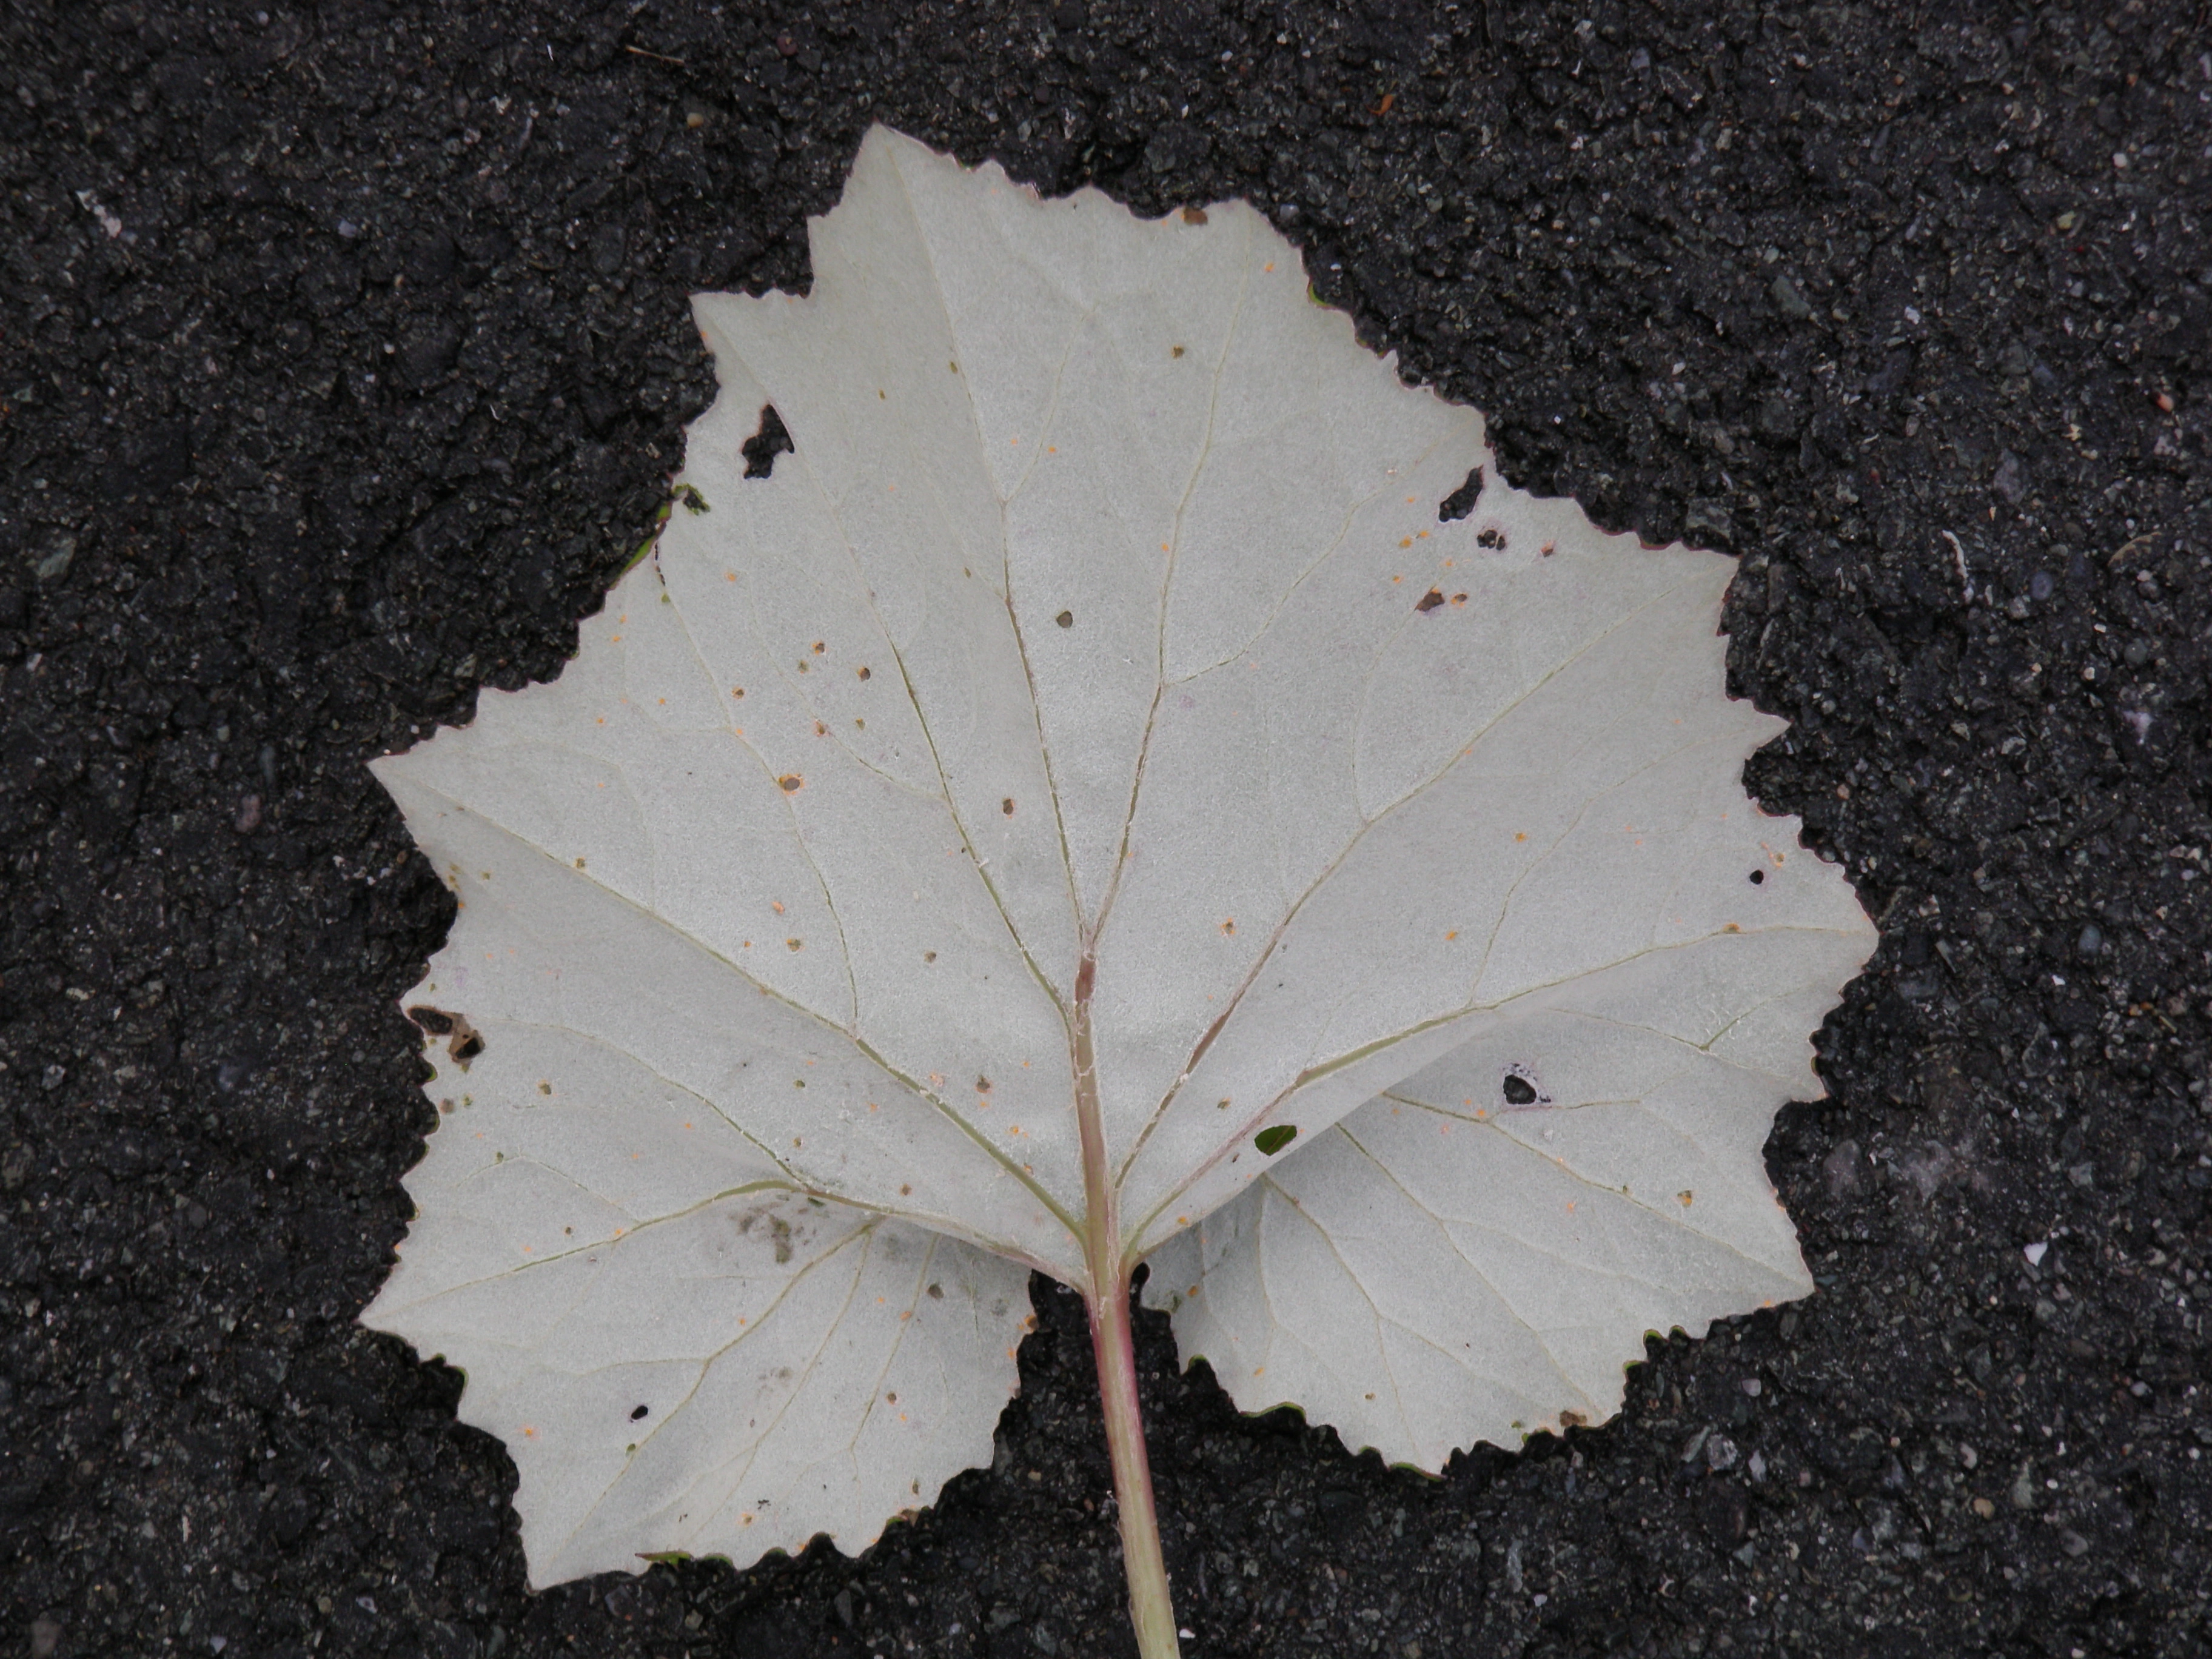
[{"x1": 361, "y1": 126, "x2": 1875, "y2": 1584}]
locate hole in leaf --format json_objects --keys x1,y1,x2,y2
[
  {"x1": 1501, "y1": 1074, "x2": 1538, "y2": 1106},
  {"x1": 857, "y1": 666, "x2": 871, "y2": 680},
  {"x1": 1255, "y1": 1125, "x2": 1298, "y2": 1156},
  {"x1": 778, "y1": 775, "x2": 804, "y2": 792},
  {"x1": 1181, "y1": 206, "x2": 1208, "y2": 225},
  {"x1": 927, "y1": 1282, "x2": 943, "y2": 1299},
  {"x1": 630, "y1": 1404, "x2": 649, "y2": 1421},
  {"x1": 1171, "y1": 344, "x2": 1187, "y2": 358},
  {"x1": 405, "y1": 1005, "x2": 457, "y2": 1036},
  {"x1": 1055, "y1": 610, "x2": 1074, "y2": 628},
  {"x1": 741, "y1": 404, "x2": 795, "y2": 478},
  {"x1": 1002, "y1": 798, "x2": 1016, "y2": 816},
  {"x1": 1437, "y1": 467, "x2": 1483, "y2": 521},
  {"x1": 976, "y1": 1076, "x2": 993, "y2": 1093},
  {"x1": 1414, "y1": 588, "x2": 1446, "y2": 614},
  {"x1": 1749, "y1": 869, "x2": 1766, "y2": 885},
  {"x1": 1476, "y1": 526, "x2": 1508, "y2": 551}
]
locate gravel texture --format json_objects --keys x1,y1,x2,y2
[{"x1": 4, "y1": 3, "x2": 2210, "y2": 1657}]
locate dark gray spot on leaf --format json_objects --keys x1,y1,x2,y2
[
  {"x1": 1437, "y1": 467, "x2": 1483, "y2": 521},
  {"x1": 742, "y1": 404, "x2": 795, "y2": 478}
]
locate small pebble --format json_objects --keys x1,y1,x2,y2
[{"x1": 2023, "y1": 1241, "x2": 2049, "y2": 1267}]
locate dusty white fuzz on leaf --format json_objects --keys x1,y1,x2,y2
[{"x1": 363, "y1": 124, "x2": 1874, "y2": 1587}]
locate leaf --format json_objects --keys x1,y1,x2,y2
[
  {"x1": 361, "y1": 126, "x2": 1874, "y2": 1627},
  {"x1": 1141, "y1": 924, "x2": 1868, "y2": 1469}
]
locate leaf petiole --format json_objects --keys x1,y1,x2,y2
[
  {"x1": 1087, "y1": 1267, "x2": 1181, "y2": 1659},
  {"x1": 1073, "y1": 953, "x2": 1182, "y2": 1658}
]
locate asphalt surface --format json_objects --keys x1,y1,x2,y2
[{"x1": 4, "y1": 3, "x2": 2209, "y2": 1657}]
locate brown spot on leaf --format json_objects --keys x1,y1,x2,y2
[
  {"x1": 1171, "y1": 344, "x2": 1186, "y2": 358},
  {"x1": 1414, "y1": 588, "x2": 1446, "y2": 613}
]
